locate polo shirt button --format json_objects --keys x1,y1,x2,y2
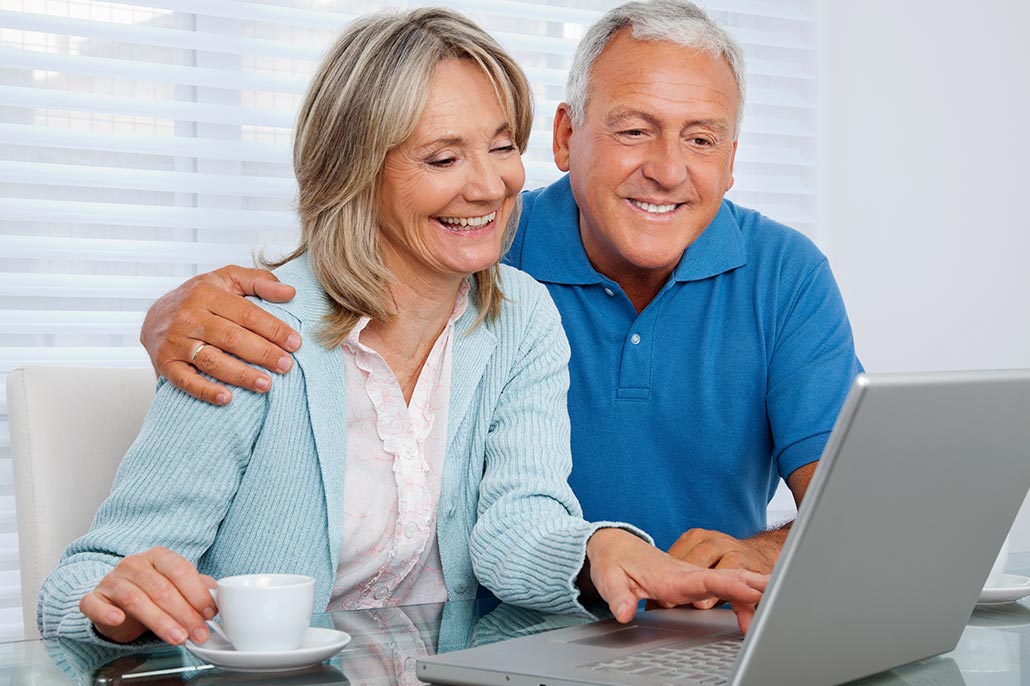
[
  {"x1": 603, "y1": 287, "x2": 615, "y2": 297},
  {"x1": 454, "y1": 582, "x2": 467, "y2": 594},
  {"x1": 405, "y1": 522, "x2": 418, "y2": 538},
  {"x1": 630, "y1": 333, "x2": 641, "y2": 345},
  {"x1": 373, "y1": 585, "x2": 389, "y2": 601}
]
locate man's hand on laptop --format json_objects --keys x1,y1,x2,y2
[
  {"x1": 141, "y1": 265, "x2": 301, "y2": 405},
  {"x1": 665, "y1": 528, "x2": 783, "y2": 610},
  {"x1": 663, "y1": 463, "x2": 817, "y2": 608},
  {"x1": 583, "y1": 528, "x2": 768, "y2": 634}
]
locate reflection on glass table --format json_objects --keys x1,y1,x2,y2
[
  {"x1": 25, "y1": 598, "x2": 592, "y2": 686},
  {"x1": 1, "y1": 552, "x2": 1027, "y2": 686}
]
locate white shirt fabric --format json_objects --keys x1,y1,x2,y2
[{"x1": 329, "y1": 284, "x2": 468, "y2": 610}]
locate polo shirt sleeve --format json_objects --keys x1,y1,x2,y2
[{"x1": 767, "y1": 257, "x2": 863, "y2": 480}]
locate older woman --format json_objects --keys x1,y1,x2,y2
[{"x1": 39, "y1": 8, "x2": 765, "y2": 648}]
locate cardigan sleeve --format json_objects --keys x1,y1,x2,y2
[
  {"x1": 468, "y1": 279, "x2": 651, "y2": 616},
  {"x1": 37, "y1": 378, "x2": 269, "y2": 644}
]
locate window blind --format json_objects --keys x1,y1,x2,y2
[{"x1": 0, "y1": 0, "x2": 817, "y2": 639}]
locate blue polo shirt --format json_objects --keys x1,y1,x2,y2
[{"x1": 504, "y1": 175, "x2": 862, "y2": 550}]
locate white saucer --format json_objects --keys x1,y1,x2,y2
[
  {"x1": 184, "y1": 627, "x2": 351, "y2": 673},
  {"x1": 970, "y1": 601, "x2": 1030, "y2": 628},
  {"x1": 976, "y1": 574, "x2": 1030, "y2": 606}
]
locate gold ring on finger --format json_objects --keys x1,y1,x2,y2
[{"x1": 190, "y1": 342, "x2": 209, "y2": 365}]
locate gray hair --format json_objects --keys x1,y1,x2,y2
[{"x1": 566, "y1": 0, "x2": 746, "y2": 137}]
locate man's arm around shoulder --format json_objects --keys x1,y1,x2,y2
[{"x1": 140, "y1": 265, "x2": 300, "y2": 405}]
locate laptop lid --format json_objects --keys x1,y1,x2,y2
[
  {"x1": 418, "y1": 370, "x2": 1030, "y2": 686},
  {"x1": 733, "y1": 369, "x2": 1030, "y2": 685}
]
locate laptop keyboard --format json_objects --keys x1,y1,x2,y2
[{"x1": 584, "y1": 635, "x2": 743, "y2": 685}]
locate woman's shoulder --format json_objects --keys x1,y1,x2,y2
[
  {"x1": 494, "y1": 265, "x2": 558, "y2": 319},
  {"x1": 484, "y1": 265, "x2": 564, "y2": 344},
  {"x1": 497, "y1": 263, "x2": 550, "y2": 301},
  {"x1": 251, "y1": 255, "x2": 330, "y2": 330}
]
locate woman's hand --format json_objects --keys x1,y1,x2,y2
[
  {"x1": 583, "y1": 529, "x2": 768, "y2": 634},
  {"x1": 79, "y1": 547, "x2": 217, "y2": 645}
]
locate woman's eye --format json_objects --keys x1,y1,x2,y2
[
  {"x1": 428, "y1": 157, "x2": 456, "y2": 168},
  {"x1": 492, "y1": 144, "x2": 516, "y2": 154}
]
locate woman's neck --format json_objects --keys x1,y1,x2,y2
[{"x1": 361, "y1": 260, "x2": 466, "y2": 404}]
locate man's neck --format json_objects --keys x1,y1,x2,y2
[{"x1": 618, "y1": 270, "x2": 672, "y2": 314}]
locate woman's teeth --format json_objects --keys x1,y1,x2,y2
[{"x1": 438, "y1": 211, "x2": 496, "y2": 229}]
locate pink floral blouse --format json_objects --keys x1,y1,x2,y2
[{"x1": 328, "y1": 284, "x2": 469, "y2": 610}]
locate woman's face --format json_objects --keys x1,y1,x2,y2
[{"x1": 377, "y1": 58, "x2": 526, "y2": 290}]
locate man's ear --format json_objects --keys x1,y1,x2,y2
[
  {"x1": 552, "y1": 103, "x2": 574, "y2": 172},
  {"x1": 725, "y1": 138, "x2": 738, "y2": 192}
]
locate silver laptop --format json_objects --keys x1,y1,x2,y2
[{"x1": 418, "y1": 370, "x2": 1030, "y2": 686}]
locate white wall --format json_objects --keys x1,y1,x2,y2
[{"x1": 817, "y1": 1, "x2": 1030, "y2": 550}]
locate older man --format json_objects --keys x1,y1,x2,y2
[{"x1": 141, "y1": 0, "x2": 861, "y2": 589}]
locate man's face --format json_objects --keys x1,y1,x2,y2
[{"x1": 554, "y1": 29, "x2": 739, "y2": 286}]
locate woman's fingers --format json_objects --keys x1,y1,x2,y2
[
  {"x1": 85, "y1": 576, "x2": 190, "y2": 644},
  {"x1": 80, "y1": 590, "x2": 127, "y2": 631},
  {"x1": 85, "y1": 548, "x2": 213, "y2": 645}
]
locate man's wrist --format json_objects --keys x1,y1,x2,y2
[{"x1": 745, "y1": 526, "x2": 791, "y2": 567}]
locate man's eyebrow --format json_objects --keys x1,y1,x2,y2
[
  {"x1": 605, "y1": 110, "x2": 731, "y2": 135},
  {"x1": 682, "y1": 118, "x2": 731, "y2": 135},
  {"x1": 606, "y1": 110, "x2": 661, "y2": 129},
  {"x1": 415, "y1": 124, "x2": 512, "y2": 153}
]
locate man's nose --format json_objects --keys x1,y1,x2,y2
[{"x1": 642, "y1": 137, "x2": 688, "y2": 189}]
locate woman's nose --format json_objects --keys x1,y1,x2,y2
[{"x1": 463, "y1": 154, "x2": 507, "y2": 202}]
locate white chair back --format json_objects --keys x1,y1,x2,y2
[{"x1": 7, "y1": 366, "x2": 155, "y2": 639}]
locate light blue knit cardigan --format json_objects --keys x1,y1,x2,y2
[{"x1": 39, "y1": 256, "x2": 639, "y2": 643}]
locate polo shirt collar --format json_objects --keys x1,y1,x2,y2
[
  {"x1": 519, "y1": 175, "x2": 602, "y2": 285},
  {"x1": 670, "y1": 200, "x2": 747, "y2": 283},
  {"x1": 519, "y1": 175, "x2": 746, "y2": 286}
]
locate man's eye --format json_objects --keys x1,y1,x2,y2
[
  {"x1": 691, "y1": 137, "x2": 714, "y2": 147},
  {"x1": 620, "y1": 129, "x2": 646, "y2": 137}
]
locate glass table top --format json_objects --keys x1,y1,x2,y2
[{"x1": 3, "y1": 553, "x2": 1029, "y2": 686}]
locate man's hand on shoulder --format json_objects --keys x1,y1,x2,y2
[{"x1": 140, "y1": 265, "x2": 301, "y2": 405}]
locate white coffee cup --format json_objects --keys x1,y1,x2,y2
[
  {"x1": 209, "y1": 573, "x2": 315, "y2": 652},
  {"x1": 985, "y1": 535, "x2": 1011, "y2": 589}
]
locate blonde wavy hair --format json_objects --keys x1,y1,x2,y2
[{"x1": 270, "y1": 7, "x2": 533, "y2": 348}]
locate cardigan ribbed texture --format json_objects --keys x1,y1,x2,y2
[{"x1": 39, "y1": 256, "x2": 645, "y2": 645}]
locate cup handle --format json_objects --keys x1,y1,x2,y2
[
  {"x1": 203, "y1": 587, "x2": 231, "y2": 645},
  {"x1": 205, "y1": 619, "x2": 233, "y2": 646}
]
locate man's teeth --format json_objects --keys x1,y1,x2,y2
[
  {"x1": 631, "y1": 200, "x2": 678, "y2": 214},
  {"x1": 439, "y1": 212, "x2": 496, "y2": 229}
]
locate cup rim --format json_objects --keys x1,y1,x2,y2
[{"x1": 217, "y1": 573, "x2": 315, "y2": 590}]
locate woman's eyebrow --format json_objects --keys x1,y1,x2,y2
[{"x1": 415, "y1": 123, "x2": 512, "y2": 153}]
